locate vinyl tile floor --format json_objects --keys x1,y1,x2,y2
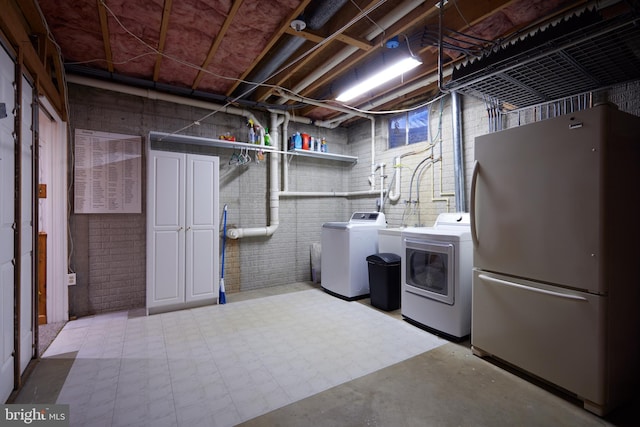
[{"x1": 13, "y1": 282, "x2": 639, "y2": 426}]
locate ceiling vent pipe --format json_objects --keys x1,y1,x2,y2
[{"x1": 233, "y1": 0, "x2": 349, "y2": 99}]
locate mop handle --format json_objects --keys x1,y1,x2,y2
[{"x1": 221, "y1": 205, "x2": 227, "y2": 278}]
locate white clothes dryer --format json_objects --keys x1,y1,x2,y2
[{"x1": 401, "y1": 213, "x2": 472, "y2": 339}]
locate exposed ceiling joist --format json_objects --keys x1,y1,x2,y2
[
  {"x1": 152, "y1": 0, "x2": 173, "y2": 82},
  {"x1": 283, "y1": 27, "x2": 374, "y2": 51},
  {"x1": 97, "y1": 0, "x2": 114, "y2": 73},
  {"x1": 192, "y1": 0, "x2": 244, "y2": 90},
  {"x1": 26, "y1": 0, "x2": 639, "y2": 127},
  {"x1": 224, "y1": 0, "x2": 314, "y2": 97}
]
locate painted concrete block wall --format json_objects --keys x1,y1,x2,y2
[
  {"x1": 347, "y1": 94, "x2": 488, "y2": 229},
  {"x1": 67, "y1": 84, "x2": 348, "y2": 314}
]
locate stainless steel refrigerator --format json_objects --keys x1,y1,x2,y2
[{"x1": 470, "y1": 103, "x2": 640, "y2": 416}]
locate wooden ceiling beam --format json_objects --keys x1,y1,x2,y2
[
  {"x1": 224, "y1": 0, "x2": 314, "y2": 97},
  {"x1": 153, "y1": 0, "x2": 173, "y2": 82},
  {"x1": 96, "y1": 0, "x2": 114, "y2": 73},
  {"x1": 294, "y1": 0, "x2": 441, "y2": 101},
  {"x1": 252, "y1": 0, "x2": 383, "y2": 102},
  {"x1": 191, "y1": 0, "x2": 244, "y2": 90},
  {"x1": 298, "y1": 0, "x2": 516, "y2": 115},
  {"x1": 283, "y1": 27, "x2": 374, "y2": 51}
]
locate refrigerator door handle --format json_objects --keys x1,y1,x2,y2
[
  {"x1": 478, "y1": 274, "x2": 588, "y2": 301},
  {"x1": 470, "y1": 160, "x2": 479, "y2": 247}
]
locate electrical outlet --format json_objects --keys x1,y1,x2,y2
[{"x1": 68, "y1": 273, "x2": 76, "y2": 286}]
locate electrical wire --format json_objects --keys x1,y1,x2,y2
[
  {"x1": 95, "y1": 0, "x2": 433, "y2": 134},
  {"x1": 452, "y1": 0, "x2": 472, "y2": 29},
  {"x1": 350, "y1": 0, "x2": 386, "y2": 47},
  {"x1": 87, "y1": 0, "x2": 462, "y2": 134}
]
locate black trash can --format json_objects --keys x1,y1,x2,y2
[{"x1": 366, "y1": 253, "x2": 401, "y2": 311}]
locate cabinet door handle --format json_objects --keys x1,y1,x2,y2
[{"x1": 177, "y1": 226, "x2": 183, "y2": 232}]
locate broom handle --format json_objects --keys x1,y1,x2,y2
[{"x1": 221, "y1": 205, "x2": 227, "y2": 279}]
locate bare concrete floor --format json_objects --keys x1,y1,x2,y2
[
  {"x1": 240, "y1": 339, "x2": 638, "y2": 427},
  {"x1": 14, "y1": 282, "x2": 639, "y2": 426}
]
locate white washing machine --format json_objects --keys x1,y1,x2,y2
[
  {"x1": 321, "y1": 212, "x2": 386, "y2": 300},
  {"x1": 401, "y1": 213, "x2": 472, "y2": 339}
]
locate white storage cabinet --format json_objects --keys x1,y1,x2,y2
[{"x1": 147, "y1": 150, "x2": 219, "y2": 314}]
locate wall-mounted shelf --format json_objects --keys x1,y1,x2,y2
[
  {"x1": 149, "y1": 131, "x2": 277, "y2": 151},
  {"x1": 287, "y1": 148, "x2": 358, "y2": 163},
  {"x1": 148, "y1": 132, "x2": 358, "y2": 163}
]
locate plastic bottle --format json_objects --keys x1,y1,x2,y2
[
  {"x1": 257, "y1": 126, "x2": 265, "y2": 145},
  {"x1": 264, "y1": 128, "x2": 271, "y2": 146},
  {"x1": 294, "y1": 132, "x2": 302, "y2": 149},
  {"x1": 248, "y1": 126, "x2": 255, "y2": 144}
]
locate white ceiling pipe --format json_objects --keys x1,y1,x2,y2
[
  {"x1": 277, "y1": 91, "x2": 372, "y2": 119},
  {"x1": 283, "y1": 0, "x2": 427, "y2": 99},
  {"x1": 67, "y1": 74, "x2": 339, "y2": 129},
  {"x1": 285, "y1": 112, "x2": 339, "y2": 128},
  {"x1": 65, "y1": 74, "x2": 270, "y2": 131}
]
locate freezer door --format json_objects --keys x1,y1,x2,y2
[
  {"x1": 471, "y1": 269, "x2": 606, "y2": 407},
  {"x1": 472, "y1": 107, "x2": 605, "y2": 293}
]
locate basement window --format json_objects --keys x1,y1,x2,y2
[{"x1": 388, "y1": 106, "x2": 428, "y2": 149}]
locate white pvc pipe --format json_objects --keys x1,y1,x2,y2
[
  {"x1": 67, "y1": 75, "x2": 383, "y2": 237},
  {"x1": 388, "y1": 156, "x2": 402, "y2": 202},
  {"x1": 227, "y1": 112, "x2": 282, "y2": 239},
  {"x1": 370, "y1": 119, "x2": 376, "y2": 192},
  {"x1": 280, "y1": 190, "x2": 382, "y2": 197},
  {"x1": 278, "y1": 92, "x2": 378, "y2": 195},
  {"x1": 65, "y1": 74, "x2": 270, "y2": 131},
  {"x1": 278, "y1": 91, "x2": 371, "y2": 119},
  {"x1": 281, "y1": 112, "x2": 290, "y2": 192},
  {"x1": 379, "y1": 162, "x2": 385, "y2": 208}
]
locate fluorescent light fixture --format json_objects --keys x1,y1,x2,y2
[{"x1": 336, "y1": 57, "x2": 422, "y2": 102}]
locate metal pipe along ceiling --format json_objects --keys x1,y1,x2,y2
[
  {"x1": 233, "y1": 0, "x2": 349, "y2": 99},
  {"x1": 285, "y1": 0, "x2": 427, "y2": 100}
]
